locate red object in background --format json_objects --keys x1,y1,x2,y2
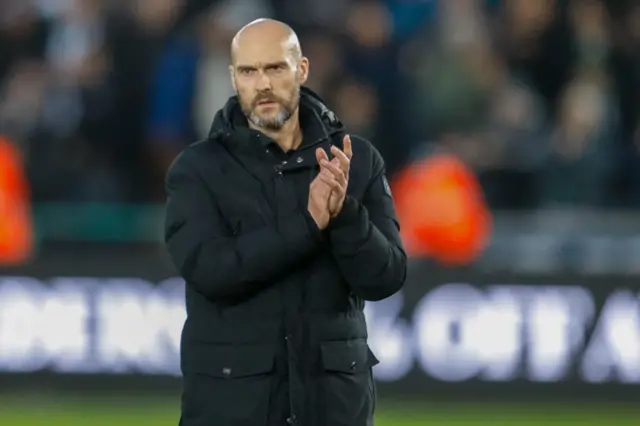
[
  {"x1": 392, "y1": 153, "x2": 492, "y2": 266},
  {"x1": 0, "y1": 136, "x2": 33, "y2": 265}
]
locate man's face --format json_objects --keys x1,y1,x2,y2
[{"x1": 231, "y1": 40, "x2": 308, "y2": 131}]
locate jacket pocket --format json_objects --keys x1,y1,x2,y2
[
  {"x1": 181, "y1": 344, "x2": 276, "y2": 426},
  {"x1": 319, "y1": 340, "x2": 380, "y2": 426}
]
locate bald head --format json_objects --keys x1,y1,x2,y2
[
  {"x1": 231, "y1": 19, "x2": 301, "y2": 64},
  {"x1": 228, "y1": 19, "x2": 309, "y2": 132}
]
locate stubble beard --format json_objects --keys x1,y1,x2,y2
[
  {"x1": 241, "y1": 85, "x2": 300, "y2": 131},
  {"x1": 248, "y1": 107, "x2": 292, "y2": 131}
]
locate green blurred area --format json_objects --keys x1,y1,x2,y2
[
  {"x1": 33, "y1": 203, "x2": 165, "y2": 243},
  {"x1": 0, "y1": 397, "x2": 637, "y2": 425}
]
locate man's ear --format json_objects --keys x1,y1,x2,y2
[
  {"x1": 298, "y1": 57, "x2": 309, "y2": 85},
  {"x1": 229, "y1": 65, "x2": 236, "y2": 91}
]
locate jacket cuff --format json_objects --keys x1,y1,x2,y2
[
  {"x1": 301, "y1": 209, "x2": 325, "y2": 244},
  {"x1": 328, "y1": 196, "x2": 360, "y2": 230}
]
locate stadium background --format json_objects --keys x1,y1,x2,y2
[{"x1": 0, "y1": 0, "x2": 639, "y2": 424}]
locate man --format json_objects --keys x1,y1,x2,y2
[{"x1": 164, "y1": 18, "x2": 406, "y2": 426}]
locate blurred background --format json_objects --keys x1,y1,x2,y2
[{"x1": 0, "y1": 0, "x2": 639, "y2": 424}]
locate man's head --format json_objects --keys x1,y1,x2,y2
[{"x1": 229, "y1": 19, "x2": 309, "y2": 131}]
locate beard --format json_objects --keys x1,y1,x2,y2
[{"x1": 239, "y1": 85, "x2": 300, "y2": 131}]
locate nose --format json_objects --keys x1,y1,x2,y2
[{"x1": 255, "y1": 71, "x2": 272, "y2": 91}]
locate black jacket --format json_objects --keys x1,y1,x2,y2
[{"x1": 165, "y1": 87, "x2": 407, "y2": 426}]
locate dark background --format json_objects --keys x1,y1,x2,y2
[{"x1": 1, "y1": 0, "x2": 639, "y2": 424}]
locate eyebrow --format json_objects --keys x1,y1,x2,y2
[{"x1": 235, "y1": 61, "x2": 289, "y2": 71}]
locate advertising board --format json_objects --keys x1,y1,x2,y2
[{"x1": 0, "y1": 248, "x2": 638, "y2": 400}]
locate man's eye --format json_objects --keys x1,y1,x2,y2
[{"x1": 240, "y1": 69, "x2": 255, "y2": 75}]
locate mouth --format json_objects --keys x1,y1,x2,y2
[{"x1": 256, "y1": 99, "x2": 277, "y2": 106}]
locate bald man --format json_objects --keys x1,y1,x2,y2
[{"x1": 165, "y1": 19, "x2": 406, "y2": 426}]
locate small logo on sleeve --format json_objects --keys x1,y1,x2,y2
[{"x1": 382, "y1": 175, "x2": 392, "y2": 198}]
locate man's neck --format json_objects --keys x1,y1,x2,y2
[{"x1": 251, "y1": 110, "x2": 303, "y2": 152}]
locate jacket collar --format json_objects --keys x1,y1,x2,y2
[{"x1": 207, "y1": 86, "x2": 344, "y2": 153}]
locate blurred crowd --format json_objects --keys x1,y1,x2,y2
[{"x1": 0, "y1": 0, "x2": 638, "y2": 209}]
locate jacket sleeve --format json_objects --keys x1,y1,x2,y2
[
  {"x1": 165, "y1": 151, "x2": 322, "y2": 302},
  {"x1": 327, "y1": 147, "x2": 407, "y2": 301}
]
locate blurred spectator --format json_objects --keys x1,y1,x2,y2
[
  {"x1": 479, "y1": 75, "x2": 548, "y2": 209},
  {"x1": 0, "y1": 135, "x2": 33, "y2": 264},
  {"x1": 144, "y1": 0, "x2": 269, "y2": 198},
  {"x1": 332, "y1": 78, "x2": 378, "y2": 140},
  {"x1": 102, "y1": 0, "x2": 187, "y2": 201},
  {"x1": 537, "y1": 68, "x2": 618, "y2": 206},
  {"x1": 298, "y1": 31, "x2": 342, "y2": 95},
  {"x1": 0, "y1": 0, "x2": 636, "y2": 208},
  {"x1": 0, "y1": 1, "x2": 50, "y2": 81}
]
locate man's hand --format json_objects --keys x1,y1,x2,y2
[
  {"x1": 316, "y1": 135, "x2": 353, "y2": 218},
  {"x1": 307, "y1": 172, "x2": 336, "y2": 230}
]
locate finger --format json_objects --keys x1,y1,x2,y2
[
  {"x1": 316, "y1": 172, "x2": 338, "y2": 189},
  {"x1": 343, "y1": 135, "x2": 353, "y2": 159},
  {"x1": 311, "y1": 176, "x2": 332, "y2": 197},
  {"x1": 320, "y1": 159, "x2": 347, "y2": 184},
  {"x1": 317, "y1": 172, "x2": 345, "y2": 192},
  {"x1": 317, "y1": 168, "x2": 336, "y2": 185},
  {"x1": 315, "y1": 147, "x2": 329, "y2": 164},
  {"x1": 319, "y1": 162, "x2": 344, "y2": 182},
  {"x1": 320, "y1": 166, "x2": 334, "y2": 179},
  {"x1": 330, "y1": 145, "x2": 350, "y2": 173},
  {"x1": 318, "y1": 172, "x2": 345, "y2": 190}
]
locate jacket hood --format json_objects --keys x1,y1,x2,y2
[{"x1": 207, "y1": 86, "x2": 343, "y2": 142}]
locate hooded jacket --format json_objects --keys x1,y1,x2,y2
[{"x1": 165, "y1": 86, "x2": 406, "y2": 426}]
